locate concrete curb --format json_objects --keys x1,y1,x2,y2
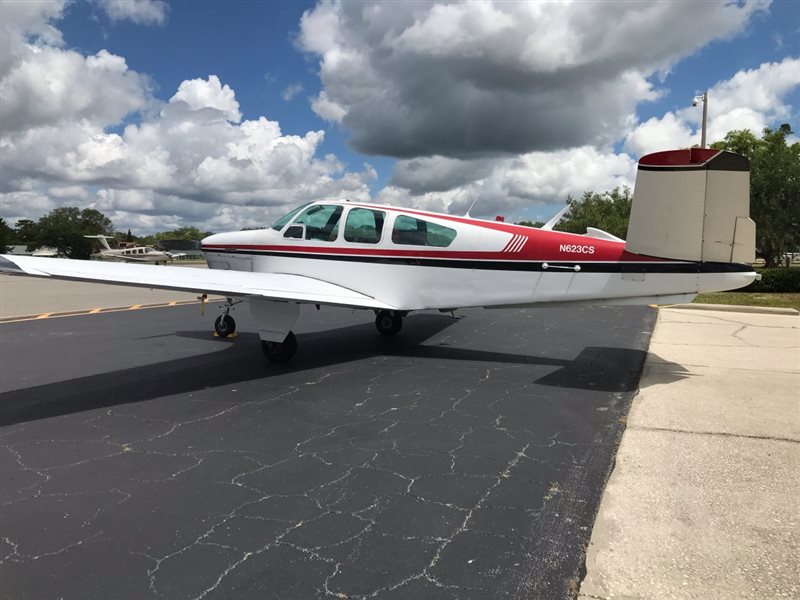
[
  {"x1": 669, "y1": 303, "x2": 799, "y2": 316},
  {"x1": 579, "y1": 305, "x2": 800, "y2": 599}
]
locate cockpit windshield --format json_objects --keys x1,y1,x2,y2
[{"x1": 271, "y1": 203, "x2": 311, "y2": 231}]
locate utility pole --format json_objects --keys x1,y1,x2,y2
[{"x1": 693, "y1": 91, "x2": 708, "y2": 148}]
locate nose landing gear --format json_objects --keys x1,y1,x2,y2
[
  {"x1": 214, "y1": 297, "x2": 241, "y2": 337},
  {"x1": 375, "y1": 310, "x2": 403, "y2": 336},
  {"x1": 214, "y1": 314, "x2": 236, "y2": 337}
]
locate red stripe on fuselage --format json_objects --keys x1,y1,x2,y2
[{"x1": 201, "y1": 242, "x2": 668, "y2": 263}]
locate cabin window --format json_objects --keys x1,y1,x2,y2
[
  {"x1": 391, "y1": 215, "x2": 457, "y2": 247},
  {"x1": 344, "y1": 208, "x2": 385, "y2": 244},
  {"x1": 286, "y1": 204, "x2": 343, "y2": 241}
]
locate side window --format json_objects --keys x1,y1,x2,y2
[
  {"x1": 286, "y1": 204, "x2": 343, "y2": 241},
  {"x1": 344, "y1": 208, "x2": 385, "y2": 244},
  {"x1": 392, "y1": 215, "x2": 457, "y2": 247}
]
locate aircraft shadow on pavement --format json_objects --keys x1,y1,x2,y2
[{"x1": 0, "y1": 314, "x2": 677, "y2": 426}]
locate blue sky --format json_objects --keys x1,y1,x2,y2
[
  {"x1": 1, "y1": 0, "x2": 798, "y2": 232},
  {"x1": 631, "y1": 1, "x2": 798, "y2": 122},
  {"x1": 58, "y1": 0, "x2": 396, "y2": 188}
]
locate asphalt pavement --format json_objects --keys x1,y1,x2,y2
[
  {"x1": 0, "y1": 297, "x2": 657, "y2": 600},
  {"x1": 0, "y1": 270, "x2": 208, "y2": 319}
]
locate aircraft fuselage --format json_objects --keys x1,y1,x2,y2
[{"x1": 201, "y1": 200, "x2": 755, "y2": 311}]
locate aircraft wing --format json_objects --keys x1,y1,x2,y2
[{"x1": 0, "y1": 255, "x2": 397, "y2": 310}]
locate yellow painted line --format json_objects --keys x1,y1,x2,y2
[{"x1": 0, "y1": 299, "x2": 221, "y2": 324}]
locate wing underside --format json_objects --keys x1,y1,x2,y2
[{"x1": 0, "y1": 255, "x2": 395, "y2": 310}]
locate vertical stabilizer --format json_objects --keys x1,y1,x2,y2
[
  {"x1": 625, "y1": 148, "x2": 755, "y2": 263},
  {"x1": 84, "y1": 235, "x2": 113, "y2": 251}
]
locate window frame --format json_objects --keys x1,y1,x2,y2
[
  {"x1": 284, "y1": 204, "x2": 343, "y2": 242},
  {"x1": 343, "y1": 207, "x2": 386, "y2": 245},
  {"x1": 390, "y1": 214, "x2": 457, "y2": 248}
]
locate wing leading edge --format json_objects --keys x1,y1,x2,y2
[{"x1": 0, "y1": 255, "x2": 396, "y2": 311}]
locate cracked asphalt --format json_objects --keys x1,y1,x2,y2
[{"x1": 0, "y1": 303, "x2": 656, "y2": 599}]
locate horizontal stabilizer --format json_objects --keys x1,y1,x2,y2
[{"x1": 584, "y1": 227, "x2": 624, "y2": 242}]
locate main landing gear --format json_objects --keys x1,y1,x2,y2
[
  {"x1": 375, "y1": 310, "x2": 403, "y2": 336},
  {"x1": 261, "y1": 332, "x2": 297, "y2": 362},
  {"x1": 213, "y1": 302, "x2": 406, "y2": 363}
]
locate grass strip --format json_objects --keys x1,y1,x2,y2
[{"x1": 693, "y1": 292, "x2": 800, "y2": 311}]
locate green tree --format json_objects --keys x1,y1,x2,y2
[
  {"x1": 555, "y1": 187, "x2": 633, "y2": 240},
  {"x1": 516, "y1": 220, "x2": 545, "y2": 228},
  {"x1": 136, "y1": 226, "x2": 212, "y2": 247},
  {"x1": 14, "y1": 219, "x2": 37, "y2": 244},
  {"x1": 147, "y1": 227, "x2": 212, "y2": 243},
  {"x1": 23, "y1": 207, "x2": 115, "y2": 259},
  {"x1": 0, "y1": 217, "x2": 15, "y2": 252},
  {"x1": 712, "y1": 125, "x2": 800, "y2": 267}
]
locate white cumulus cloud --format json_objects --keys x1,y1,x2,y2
[
  {"x1": 0, "y1": 0, "x2": 65, "y2": 76},
  {"x1": 298, "y1": 0, "x2": 768, "y2": 158},
  {"x1": 625, "y1": 58, "x2": 800, "y2": 156},
  {"x1": 0, "y1": 47, "x2": 151, "y2": 134},
  {"x1": 170, "y1": 75, "x2": 242, "y2": 123},
  {"x1": 97, "y1": 0, "x2": 169, "y2": 26},
  {"x1": 381, "y1": 147, "x2": 637, "y2": 218},
  {"x1": 282, "y1": 82, "x2": 304, "y2": 101},
  {"x1": 0, "y1": 4, "x2": 376, "y2": 233}
]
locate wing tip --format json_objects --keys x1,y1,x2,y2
[
  {"x1": 0, "y1": 255, "x2": 25, "y2": 274},
  {"x1": 0, "y1": 254, "x2": 49, "y2": 277}
]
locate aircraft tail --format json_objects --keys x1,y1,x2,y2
[
  {"x1": 84, "y1": 235, "x2": 113, "y2": 251},
  {"x1": 625, "y1": 148, "x2": 755, "y2": 264}
]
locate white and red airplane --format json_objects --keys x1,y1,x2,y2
[{"x1": 0, "y1": 148, "x2": 757, "y2": 362}]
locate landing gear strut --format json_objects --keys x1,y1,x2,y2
[
  {"x1": 375, "y1": 310, "x2": 403, "y2": 336},
  {"x1": 214, "y1": 297, "x2": 241, "y2": 337},
  {"x1": 261, "y1": 332, "x2": 297, "y2": 362}
]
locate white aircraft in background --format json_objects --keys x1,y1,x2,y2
[
  {"x1": 1, "y1": 149, "x2": 757, "y2": 362},
  {"x1": 84, "y1": 235, "x2": 179, "y2": 265}
]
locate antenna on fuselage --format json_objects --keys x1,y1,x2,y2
[
  {"x1": 464, "y1": 198, "x2": 480, "y2": 218},
  {"x1": 541, "y1": 204, "x2": 570, "y2": 230}
]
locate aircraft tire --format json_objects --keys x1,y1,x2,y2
[
  {"x1": 214, "y1": 314, "x2": 236, "y2": 337},
  {"x1": 375, "y1": 311, "x2": 402, "y2": 336},
  {"x1": 262, "y1": 332, "x2": 297, "y2": 362}
]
